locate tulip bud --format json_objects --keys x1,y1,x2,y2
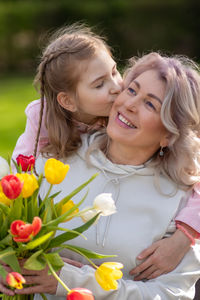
[
  {"x1": 44, "y1": 158, "x2": 70, "y2": 184},
  {"x1": 93, "y1": 193, "x2": 116, "y2": 216},
  {"x1": 16, "y1": 173, "x2": 38, "y2": 198},
  {"x1": 1, "y1": 174, "x2": 23, "y2": 199},
  {"x1": 10, "y1": 217, "x2": 42, "y2": 242},
  {"x1": 61, "y1": 200, "x2": 79, "y2": 222},
  {"x1": 67, "y1": 288, "x2": 94, "y2": 300},
  {"x1": 0, "y1": 183, "x2": 12, "y2": 206},
  {"x1": 6, "y1": 272, "x2": 26, "y2": 289},
  {"x1": 95, "y1": 262, "x2": 123, "y2": 291},
  {"x1": 16, "y1": 154, "x2": 35, "y2": 172}
]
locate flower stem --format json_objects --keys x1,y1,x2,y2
[
  {"x1": 43, "y1": 254, "x2": 71, "y2": 293},
  {"x1": 39, "y1": 184, "x2": 53, "y2": 211}
]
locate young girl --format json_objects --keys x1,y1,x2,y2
[{"x1": 12, "y1": 24, "x2": 200, "y2": 282}]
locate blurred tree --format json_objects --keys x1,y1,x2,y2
[{"x1": 0, "y1": 0, "x2": 199, "y2": 74}]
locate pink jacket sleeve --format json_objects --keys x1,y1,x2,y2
[
  {"x1": 175, "y1": 184, "x2": 200, "y2": 234},
  {"x1": 12, "y1": 99, "x2": 48, "y2": 160}
]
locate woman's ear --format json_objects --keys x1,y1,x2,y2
[
  {"x1": 160, "y1": 132, "x2": 171, "y2": 148},
  {"x1": 57, "y1": 92, "x2": 77, "y2": 112}
]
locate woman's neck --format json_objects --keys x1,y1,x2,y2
[{"x1": 107, "y1": 140, "x2": 154, "y2": 166}]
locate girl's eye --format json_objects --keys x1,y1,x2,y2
[
  {"x1": 145, "y1": 100, "x2": 156, "y2": 111},
  {"x1": 127, "y1": 87, "x2": 136, "y2": 95},
  {"x1": 112, "y1": 69, "x2": 118, "y2": 77},
  {"x1": 96, "y1": 82, "x2": 104, "y2": 88}
]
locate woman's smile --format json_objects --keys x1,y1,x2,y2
[{"x1": 116, "y1": 112, "x2": 137, "y2": 129}]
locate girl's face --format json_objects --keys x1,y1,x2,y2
[
  {"x1": 107, "y1": 69, "x2": 169, "y2": 160},
  {"x1": 71, "y1": 49, "x2": 123, "y2": 123}
]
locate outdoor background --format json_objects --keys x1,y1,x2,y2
[{"x1": 0, "y1": 0, "x2": 200, "y2": 158}]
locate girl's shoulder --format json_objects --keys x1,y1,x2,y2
[
  {"x1": 25, "y1": 99, "x2": 46, "y2": 119},
  {"x1": 25, "y1": 99, "x2": 41, "y2": 116}
]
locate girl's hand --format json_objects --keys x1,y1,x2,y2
[{"x1": 129, "y1": 230, "x2": 191, "y2": 280}]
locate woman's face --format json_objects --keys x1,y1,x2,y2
[
  {"x1": 73, "y1": 49, "x2": 123, "y2": 123},
  {"x1": 107, "y1": 69, "x2": 169, "y2": 157}
]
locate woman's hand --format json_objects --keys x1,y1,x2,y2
[
  {"x1": 0, "y1": 262, "x2": 15, "y2": 296},
  {"x1": 15, "y1": 257, "x2": 83, "y2": 295},
  {"x1": 129, "y1": 230, "x2": 191, "y2": 280},
  {"x1": 14, "y1": 264, "x2": 58, "y2": 295}
]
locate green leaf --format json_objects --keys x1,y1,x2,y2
[
  {"x1": 12, "y1": 158, "x2": 21, "y2": 173},
  {"x1": 0, "y1": 203, "x2": 10, "y2": 215},
  {"x1": 9, "y1": 197, "x2": 23, "y2": 223},
  {"x1": 23, "y1": 250, "x2": 46, "y2": 270},
  {"x1": 0, "y1": 234, "x2": 12, "y2": 247},
  {"x1": 47, "y1": 213, "x2": 100, "y2": 249},
  {"x1": 25, "y1": 231, "x2": 54, "y2": 250},
  {"x1": 0, "y1": 217, "x2": 9, "y2": 240},
  {"x1": 44, "y1": 253, "x2": 64, "y2": 272},
  {"x1": 55, "y1": 173, "x2": 98, "y2": 209},
  {"x1": 0, "y1": 264, "x2": 7, "y2": 280},
  {"x1": 0, "y1": 247, "x2": 21, "y2": 273},
  {"x1": 43, "y1": 190, "x2": 89, "y2": 229},
  {"x1": 59, "y1": 244, "x2": 116, "y2": 259}
]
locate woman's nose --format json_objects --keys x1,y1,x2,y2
[{"x1": 124, "y1": 97, "x2": 138, "y2": 112}]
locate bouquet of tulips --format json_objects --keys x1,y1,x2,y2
[{"x1": 0, "y1": 155, "x2": 123, "y2": 300}]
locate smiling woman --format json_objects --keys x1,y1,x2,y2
[{"x1": 107, "y1": 69, "x2": 169, "y2": 165}]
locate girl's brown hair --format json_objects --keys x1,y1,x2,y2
[{"x1": 34, "y1": 23, "x2": 111, "y2": 159}]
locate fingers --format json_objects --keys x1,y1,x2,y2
[
  {"x1": 15, "y1": 285, "x2": 49, "y2": 295},
  {"x1": 134, "y1": 265, "x2": 157, "y2": 281},
  {"x1": 136, "y1": 243, "x2": 157, "y2": 260},
  {"x1": 15, "y1": 279, "x2": 58, "y2": 295},
  {"x1": 129, "y1": 256, "x2": 153, "y2": 276},
  {"x1": 147, "y1": 270, "x2": 163, "y2": 280},
  {"x1": 0, "y1": 283, "x2": 15, "y2": 296},
  {"x1": 62, "y1": 258, "x2": 83, "y2": 268}
]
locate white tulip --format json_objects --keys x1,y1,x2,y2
[
  {"x1": 80, "y1": 207, "x2": 99, "y2": 223},
  {"x1": 0, "y1": 156, "x2": 10, "y2": 179},
  {"x1": 93, "y1": 193, "x2": 116, "y2": 216}
]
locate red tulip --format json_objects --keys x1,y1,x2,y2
[
  {"x1": 1, "y1": 174, "x2": 23, "y2": 199},
  {"x1": 6, "y1": 272, "x2": 26, "y2": 289},
  {"x1": 10, "y1": 217, "x2": 42, "y2": 242},
  {"x1": 16, "y1": 154, "x2": 35, "y2": 171},
  {"x1": 67, "y1": 288, "x2": 94, "y2": 300}
]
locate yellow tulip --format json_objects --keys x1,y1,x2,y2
[
  {"x1": 16, "y1": 173, "x2": 39, "y2": 198},
  {"x1": 44, "y1": 158, "x2": 70, "y2": 184},
  {"x1": 95, "y1": 262, "x2": 123, "y2": 291},
  {"x1": 0, "y1": 183, "x2": 12, "y2": 206},
  {"x1": 61, "y1": 200, "x2": 79, "y2": 221}
]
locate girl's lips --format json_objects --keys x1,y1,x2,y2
[{"x1": 116, "y1": 113, "x2": 137, "y2": 129}]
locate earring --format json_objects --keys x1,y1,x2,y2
[{"x1": 159, "y1": 147, "x2": 164, "y2": 157}]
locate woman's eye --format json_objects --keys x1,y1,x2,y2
[
  {"x1": 96, "y1": 82, "x2": 104, "y2": 88},
  {"x1": 145, "y1": 100, "x2": 156, "y2": 110},
  {"x1": 127, "y1": 87, "x2": 136, "y2": 95}
]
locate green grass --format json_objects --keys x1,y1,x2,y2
[{"x1": 0, "y1": 75, "x2": 39, "y2": 158}]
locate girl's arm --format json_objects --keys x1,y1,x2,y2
[
  {"x1": 12, "y1": 99, "x2": 48, "y2": 160},
  {"x1": 175, "y1": 186, "x2": 200, "y2": 235},
  {"x1": 129, "y1": 189, "x2": 200, "y2": 280}
]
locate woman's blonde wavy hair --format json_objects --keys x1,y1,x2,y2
[
  {"x1": 34, "y1": 23, "x2": 111, "y2": 159},
  {"x1": 123, "y1": 52, "x2": 200, "y2": 189},
  {"x1": 88, "y1": 52, "x2": 200, "y2": 190}
]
